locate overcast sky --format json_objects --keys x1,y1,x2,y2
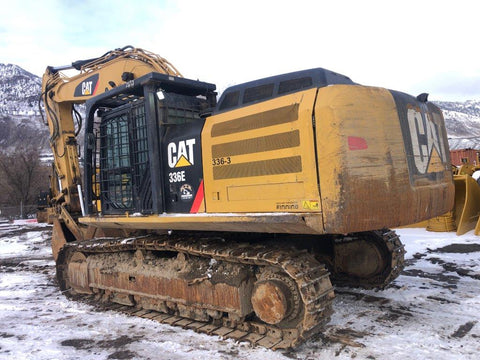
[{"x1": 1, "y1": 0, "x2": 479, "y2": 101}]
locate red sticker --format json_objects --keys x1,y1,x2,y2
[
  {"x1": 348, "y1": 136, "x2": 368, "y2": 150},
  {"x1": 189, "y1": 180, "x2": 204, "y2": 213}
]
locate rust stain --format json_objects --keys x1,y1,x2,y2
[
  {"x1": 251, "y1": 282, "x2": 288, "y2": 325},
  {"x1": 86, "y1": 252, "x2": 254, "y2": 316}
]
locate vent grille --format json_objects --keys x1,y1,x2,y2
[
  {"x1": 211, "y1": 104, "x2": 298, "y2": 137},
  {"x1": 213, "y1": 156, "x2": 302, "y2": 180},
  {"x1": 212, "y1": 130, "x2": 300, "y2": 158}
]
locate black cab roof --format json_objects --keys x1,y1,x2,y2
[{"x1": 215, "y1": 67, "x2": 355, "y2": 114}]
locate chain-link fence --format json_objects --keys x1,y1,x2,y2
[{"x1": 0, "y1": 204, "x2": 38, "y2": 220}]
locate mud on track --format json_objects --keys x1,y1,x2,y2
[{"x1": 0, "y1": 224, "x2": 479, "y2": 359}]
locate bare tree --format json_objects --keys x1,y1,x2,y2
[{"x1": 0, "y1": 145, "x2": 50, "y2": 218}]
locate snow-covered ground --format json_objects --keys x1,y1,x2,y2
[{"x1": 0, "y1": 224, "x2": 479, "y2": 360}]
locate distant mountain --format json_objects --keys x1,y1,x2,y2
[
  {"x1": 1, "y1": 62, "x2": 480, "y2": 152},
  {"x1": 0, "y1": 64, "x2": 49, "y2": 152},
  {"x1": 0, "y1": 64, "x2": 42, "y2": 116},
  {"x1": 434, "y1": 100, "x2": 480, "y2": 150}
]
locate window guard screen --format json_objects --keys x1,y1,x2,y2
[{"x1": 99, "y1": 102, "x2": 150, "y2": 213}]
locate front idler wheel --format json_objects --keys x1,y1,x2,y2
[{"x1": 251, "y1": 268, "x2": 303, "y2": 328}]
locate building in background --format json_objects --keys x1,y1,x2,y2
[{"x1": 448, "y1": 138, "x2": 480, "y2": 166}]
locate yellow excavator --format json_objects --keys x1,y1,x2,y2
[{"x1": 41, "y1": 46, "x2": 454, "y2": 349}]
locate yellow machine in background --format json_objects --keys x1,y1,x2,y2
[
  {"x1": 41, "y1": 46, "x2": 454, "y2": 349},
  {"x1": 426, "y1": 158, "x2": 480, "y2": 235}
]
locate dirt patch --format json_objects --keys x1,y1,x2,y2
[
  {"x1": 402, "y1": 269, "x2": 459, "y2": 288},
  {"x1": 0, "y1": 228, "x2": 48, "y2": 239},
  {"x1": 60, "y1": 338, "x2": 92, "y2": 349},
  {"x1": 0, "y1": 257, "x2": 54, "y2": 275},
  {"x1": 218, "y1": 348, "x2": 240, "y2": 357},
  {"x1": 322, "y1": 327, "x2": 368, "y2": 348},
  {"x1": 107, "y1": 350, "x2": 138, "y2": 359},
  {"x1": 335, "y1": 290, "x2": 391, "y2": 305},
  {"x1": 0, "y1": 260, "x2": 28, "y2": 268},
  {"x1": 376, "y1": 305, "x2": 413, "y2": 322},
  {"x1": 426, "y1": 296, "x2": 460, "y2": 304},
  {"x1": 334, "y1": 328, "x2": 370, "y2": 339},
  {"x1": 0, "y1": 256, "x2": 52, "y2": 265},
  {"x1": 426, "y1": 257, "x2": 480, "y2": 281},
  {"x1": 97, "y1": 335, "x2": 143, "y2": 349},
  {"x1": 443, "y1": 264, "x2": 480, "y2": 280},
  {"x1": 334, "y1": 290, "x2": 414, "y2": 322},
  {"x1": 61, "y1": 335, "x2": 143, "y2": 353},
  {"x1": 430, "y1": 243, "x2": 480, "y2": 254},
  {"x1": 451, "y1": 321, "x2": 477, "y2": 338}
]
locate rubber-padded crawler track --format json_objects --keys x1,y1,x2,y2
[{"x1": 56, "y1": 234, "x2": 335, "y2": 349}]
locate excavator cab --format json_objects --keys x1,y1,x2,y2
[{"x1": 83, "y1": 72, "x2": 216, "y2": 216}]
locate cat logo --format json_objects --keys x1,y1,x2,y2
[
  {"x1": 167, "y1": 139, "x2": 196, "y2": 168},
  {"x1": 407, "y1": 108, "x2": 447, "y2": 175},
  {"x1": 73, "y1": 73, "x2": 99, "y2": 97},
  {"x1": 82, "y1": 81, "x2": 93, "y2": 95}
]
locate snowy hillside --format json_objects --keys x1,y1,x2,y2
[
  {"x1": 0, "y1": 64, "x2": 49, "y2": 151},
  {"x1": 0, "y1": 64, "x2": 42, "y2": 116},
  {"x1": 435, "y1": 100, "x2": 480, "y2": 150}
]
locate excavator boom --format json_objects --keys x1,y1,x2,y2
[{"x1": 42, "y1": 46, "x2": 183, "y2": 244}]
